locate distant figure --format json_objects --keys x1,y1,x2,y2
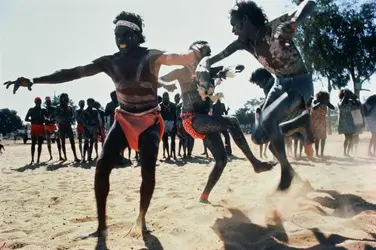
[
  {"x1": 160, "y1": 92, "x2": 177, "y2": 160},
  {"x1": 338, "y1": 89, "x2": 359, "y2": 156},
  {"x1": 45, "y1": 96, "x2": 63, "y2": 161},
  {"x1": 55, "y1": 93, "x2": 80, "y2": 162},
  {"x1": 94, "y1": 101, "x2": 106, "y2": 158},
  {"x1": 75, "y1": 100, "x2": 86, "y2": 159},
  {"x1": 363, "y1": 95, "x2": 376, "y2": 156},
  {"x1": 310, "y1": 91, "x2": 335, "y2": 157},
  {"x1": 212, "y1": 99, "x2": 232, "y2": 156},
  {"x1": 25, "y1": 97, "x2": 48, "y2": 164},
  {"x1": 82, "y1": 98, "x2": 99, "y2": 162}
]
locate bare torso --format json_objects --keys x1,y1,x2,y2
[
  {"x1": 242, "y1": 14, "x2": 308, "y2": 78},
  {"x1": 93, "y1": 47, "x2": 163, "y2": 113}
]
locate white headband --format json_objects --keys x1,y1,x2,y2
[{"x1": 115, "y1": 20, "x2": 141, "y2": 32}]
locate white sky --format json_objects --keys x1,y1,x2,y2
[{"x1": 1, "y1": 0, "x2": 375, "y2": 120}]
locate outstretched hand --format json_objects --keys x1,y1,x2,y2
[{"x1": 4, "y1": 77, "x2": 33, "y2": 94}]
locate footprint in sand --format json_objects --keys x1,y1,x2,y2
[
  {"x1": 6, "y1": 242, "x2": 27, "y2": 249},
  {"x1": 50, "y1": 196, "x2": 61, "y2": 205}
]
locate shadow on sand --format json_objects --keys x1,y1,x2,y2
[
  {"x1": 91, "y1": 231, "x2": 164, "y2": 250},
  {"x1": 212, "y1": 189, "x2": 376, "y2": 249},
  {"x1": 13, "y1": 157, "x2": 134, "y2": 172}
]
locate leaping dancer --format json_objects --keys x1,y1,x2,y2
[
  {"x1": 3, "y1": 11, "x2": 210, "y2": 247},
  {"x1": 196, "y1": 0, "x2": 317, "y2": 191},
  {"x1": 160, "y1": 40, "x2": 275, "y2": 203}
]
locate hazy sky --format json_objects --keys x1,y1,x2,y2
[{"x1": 1, "y1": 0, "x2": 375, "y2": 120}]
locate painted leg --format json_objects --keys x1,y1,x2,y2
[{"x1": 200, "y1": 132, "x2": 227, "y2": 203}]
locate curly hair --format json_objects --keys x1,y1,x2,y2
[
  {"x1": 338, "y1": 89, "x2": 354, "y2": 99},
  {"x1": 315, "y1": 91, "x2": 330, "y2": 102},
  {"x1": 249, "y1": 68, "x2": 272, "y2": 83},
  {"x1": 230, "y1": 1, "x2": 268, "y2": 28},
  {"x1": 113, "y1": 11, "x2": 145, "y2": 44},
  {"x1": 188, "y1": 40, "x2": 208, "y2": 50}
]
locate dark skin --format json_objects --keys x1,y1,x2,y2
[
  {"x1": 25, "y1": 99, "x2": 47, "y2": 164},
  {"x1": 160, "y1": 52, "x2": 275, "y2": 203},
  {"x1": 160, "y1": 92, "x2": 177, "y2": 160},
  {"x1": 197, "y1": 0, "x2": 317, "y2": 191},
  {"x1": 212, "y1": 100, "x2": 232, "y2": 156},
  {"x1": 55, "y1": 94, "x2": 80, "y2": 162},
  {"x1": 94, "y1": 102, "x2": 105, "y2": 158},
  {"x1": 3, "y1": 17, "x2": 211, "y2": 241},
  {"x1": 75, "y1": 100, "x2": 85, "y2": 159},
  {"x1": 82, "y1": 99, "x2": 99, "y2": 162},
  {"x1": 45, "y1": 99, "x2": 63, "y2": 161}
]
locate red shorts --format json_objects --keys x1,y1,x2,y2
[
  {"x1": 76, "y1": 123, "x2": 85, "y2": 134},
  {"x1": 44, "y1": 124, "x2": 57, "y2": 134},
  {"x1": 31, "y1": 124, "x2": 45, "y2": 137},
  {"x1": 180, "y1": 112, "x2": 206, "y2": 139}
]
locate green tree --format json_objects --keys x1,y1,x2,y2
[
  {"x1": 293, "y1": 0, "x2": 376, "y2": 95},
  {"x1": 0, "y1": 109, "x2": 23, "y2": 136},
  {"x1": 234, "y1": 97, "x2": 265, "y2": 125}
]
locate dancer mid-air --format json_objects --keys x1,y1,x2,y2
[
  {"x1": 196, "y1": 0, "x2": 317, "y2": 191},
  {"x1": 160, "y1": 40, "x2": 275, "y2": 203},
  {"x1": 3, "y1": 11, "x2": 211, "y2": 247}
]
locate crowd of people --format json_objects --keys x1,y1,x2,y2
[{"x1": 2, "y1": 0, "x2": 376, "y2": 247}]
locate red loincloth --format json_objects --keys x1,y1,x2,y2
[
  {"x1": 76, "y1": 123, "x2": 85, "y2": 134},
  {"x1": 114, "y1": 107, "x2": 164, "y2": 152},
  {"x1": 180, "y1": 112, "x2": 206, "y2": 139},
  {"x1": 44, "y1": 124, "x2": 57, "y2": 134},
  {"x1": 30, "y1": 124, "x2": 45, "y2": 137}
]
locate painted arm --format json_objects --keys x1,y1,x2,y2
[
  {"x1": 33, "y1": 63, "x2": 103, "y2": 84},
  {"x1": 205, "y1": 40, "x2": 243, "y2": 66},
  {"x1": 156, "y1": 43, "x2": 210, "y2": 66},
  {"x1": 4, "y1": 62, "x2": 104, "y2": 94}
]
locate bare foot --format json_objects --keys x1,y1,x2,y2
[
  {"x1": 127, "y1": 217, "x2": 152, "y2": 237},
  {"x1": 253, "y1": 161, "x2": 277, "y2": 173},
  {"x1": 199, "y1": 197, "x2": 210, "y2": 204}
]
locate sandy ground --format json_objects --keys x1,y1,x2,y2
[{"x1": 1, "y1": 134, "x2": 376, "y2": 250}]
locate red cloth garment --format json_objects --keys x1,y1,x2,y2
[
  {"x1": 44, "y1": 124, "x2": 57, "y2": 134},
  {"x1": 30, "y1": 124, "x2": 45, "y2": 137},
  {"x1": 180, "y1": 112, "x2": 206, "y2": 139},
  {"x1": 114, "y1": 107, "x2": 164, "y2": 152}
]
